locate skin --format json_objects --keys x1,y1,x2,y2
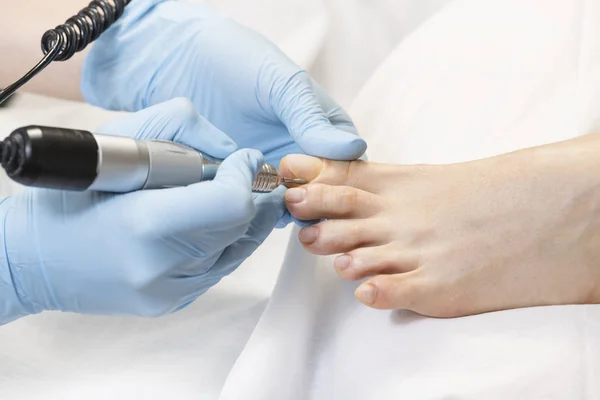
[{"x1": 280, "y1": 133, "x2": 600, "y2": 318}]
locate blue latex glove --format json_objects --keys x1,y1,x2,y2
[
  {"x1": 81, "y1": 0, "x2": 367, "y2": 169},
  {"x1": 0, "y1": 98, "x2": 285, "y2": 325}
]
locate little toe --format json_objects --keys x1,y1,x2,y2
[
  {"x1": 335, "y1": 244, "x2": 419, "y2": 281},
  {"x1": 355, "y1": 272, "x2": 423, "y2": 310}
]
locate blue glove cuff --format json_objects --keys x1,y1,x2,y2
[{"x1": 0, "y1": 197, "x2": 34, "y2": 325}]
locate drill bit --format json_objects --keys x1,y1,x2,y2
[
  {"x1": 281, "y1": 177, "x2": 308, "y2": 185},
  {"x1": 251, "y1": 166, "x2": 308, "y2": 192}
]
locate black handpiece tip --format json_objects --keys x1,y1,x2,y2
[
  {"x1": 0, "y1": 133, "x2": 25, "y2": 175},
  {"x1": 1, "y1": 126, "x2": 99, "y2": 190}
]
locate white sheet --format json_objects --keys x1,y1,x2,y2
[{"x1": 219, "y1": 0, "x2": 600, "y2": 399}]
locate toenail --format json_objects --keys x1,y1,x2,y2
[
  {"x1": 335, "y1": 255, "x2": 352, "y2": 272},
  {"x1": 355, "y1": 283, "x2": 377, "y2": 304},
  {"x1": 299, "y1": 226, "x2": 318, "y2": 245},
  {"x1": 285, "y1": 187, "x2": 306, "y2": 203}
]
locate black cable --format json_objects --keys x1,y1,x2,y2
[
  {"x1": 0, "y1": 0, "x2": 131, "y2": 107},
  {"x1": 0, "y1": 43, "x2": 61, "y2": 106},
  {"x1": 0, "y1": 0, "x2": 131, "y2": 164},
  {"x1": 0, "y1": 93, "x2": 15, "y2": 107}
]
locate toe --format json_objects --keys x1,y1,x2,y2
[
  {"x1": 334, "y1": 244, "x2": 419, "y2": 281},
  {"x1": 280, "y1": 154, "x2": 398, "y2": 194},
  {"x1": 299, "y1": 219, "x2": 389, "y2": 255},
  {"x1": 355, "y1": 272, "x2": 423, "y2": 310},
  {"x1": 286, "y1": 183, "x2": 382, "y2": 220}
]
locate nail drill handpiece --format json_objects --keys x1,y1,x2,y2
[{"x1": 0, "y1": 126, "x2": 307, "y2": 193}]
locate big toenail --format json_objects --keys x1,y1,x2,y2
[
  {"x1": 285, "y1": 188, "x2": 306, "y2": 203},
  {"x1": 356, "y1": 283, "x2": 377, "y2": 304},
  {"x1": 299, "y1": 227, "x2": 318, "y2": 244},
  {"x1": 335, "y1": 255, "x2": 352, "y2": 272}
]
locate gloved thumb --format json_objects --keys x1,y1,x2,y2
[
  {"x1": 215, "y1": 186, "x2": 287, "y2": 276},
  {"x1": 272, "y1": 72, "x2": 367, "y2": 160},
  {"x1": 96, "y1": 98, "x2": 238, "y2": 159}
]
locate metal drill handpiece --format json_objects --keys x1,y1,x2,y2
[
  {"x1": 251, "y1": 164, "x2": 308, "y2": 192},
  {"x1": 252, "y1": 164, "x2": 281, "y2": 192}
]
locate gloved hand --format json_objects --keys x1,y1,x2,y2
[
  {"x1": 0, "y1": 98, "x2": 285, "y2": 325},
  {"x1": 81, "y1": 0, "x2": 367, "y2": 168}
]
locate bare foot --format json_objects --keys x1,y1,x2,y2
[{"x1": 280, "y1": 135, "x2": 600, "y2": 317}]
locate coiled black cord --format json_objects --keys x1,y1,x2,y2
[
  {"x1": 41, "y1": 0, "x2": 131, "y2": 62},
  {"x1": 0, "y1": 0, "x2": 131, "y2": 106}
]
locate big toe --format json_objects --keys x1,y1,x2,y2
[{"x1": 280, "y1": 154, "x2": 324, "y2": 183}]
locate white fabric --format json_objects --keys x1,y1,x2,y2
[
  {"x1": 220, "y1": 0, "x2": 600, "y2": 399},
  {"x1": 2, "y1": 0, "x2": 599, "y2": 399}
]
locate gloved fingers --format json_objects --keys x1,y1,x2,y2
[
  {"x1": 81, "y1": 0, "x2": 223, "y2": 112},
  {"x1": 156, "y1": 188, "x2": 285, "y2": 311},
  {"x1": 272, "y1": 71, "x2": 367, "y2": 160},
  {"x1": 136, "y1": 149, "x2": 264, "y2": 235},
  {"x1": 96, "y1": 98, "x2": 237, "y2": 159},
  {"x1": 250, "y1": 187, "x2": 287, "y2": 239},
  {"x1": 215, "y1": 187, "x2": 286, "y2": 276}
]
